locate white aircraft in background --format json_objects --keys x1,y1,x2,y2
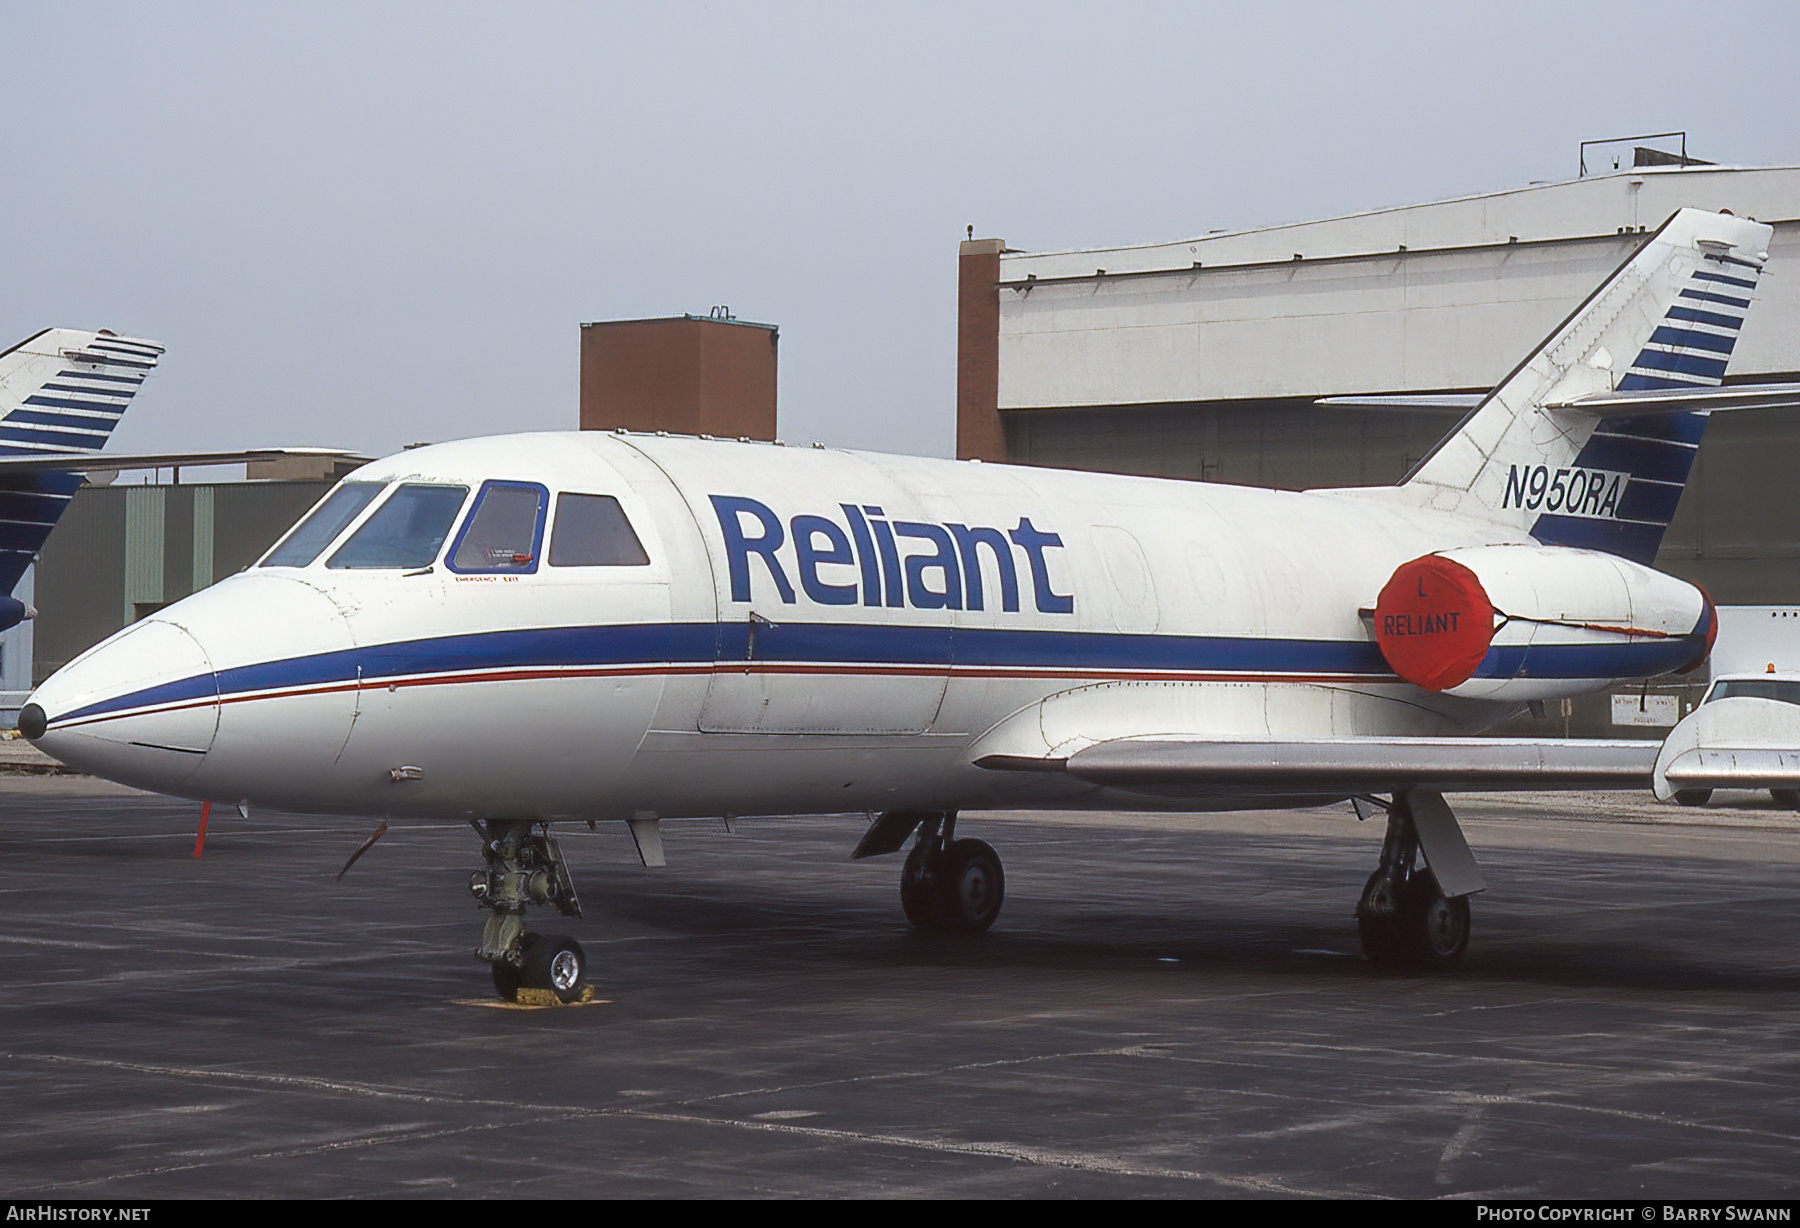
[
  {"x1": 1652, "y1": 670, "x2": 1800, "y2": 806},
  {"x1": 21, "y1": 209, "x2": 1800, "y2": 1004},
  {"x1": 0, "y1": 327, "x2": 357, "y2": 628}
]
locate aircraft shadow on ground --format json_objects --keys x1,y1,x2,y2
[{"x1": 586, "y1": 876, "x2": 1800, "y2": 998}]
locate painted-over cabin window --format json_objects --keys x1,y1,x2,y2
[
  {"x1": 326, "y1": 483, "x2": 469, "y2": 570},
  {"x1": 261, "y1": 482, "x2": 384, "y2": 567},
  {"x1": 447, "y1": 481, "x2": 548, "y2": 573},
  {"x1": 548, "y1": 493, "x2": 650, "y2": 567}
]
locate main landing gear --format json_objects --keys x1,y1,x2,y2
[
  {"x1": 1354, "y1": 790, "x2": 1479, "y2": 969},
  {"x1": 854, "y1": 810, "x2": 1005, "y2": 933},
  {"x1": 469, "y1": 819, "x2": 589, "y2": 1003}
]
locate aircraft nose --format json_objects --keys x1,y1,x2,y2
[{"x1": 26, "y1": 617, "x2": 220, "y2": 794}]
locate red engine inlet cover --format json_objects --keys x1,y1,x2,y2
[{"x1": 1373, "y1": 555, "x2": 1497, "y2": 691}]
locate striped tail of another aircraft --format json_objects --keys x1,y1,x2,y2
[{"x1": 0, "y1": 328, "x2": 163, "y2": 609}]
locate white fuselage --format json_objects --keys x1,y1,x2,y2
[{"x1": 23, "y1": 432, "x2": 1675, "y2": 820}]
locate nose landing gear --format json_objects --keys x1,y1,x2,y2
[{"x1": 470, "y1": 819, "x2": 590, "y2": 1003}]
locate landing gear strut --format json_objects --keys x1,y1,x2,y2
[
  {"x1": 897, "y1": 812, "x2": 1005, "y2": 934},
  {"x1": 1355, "y1": 792, "x2": 1471, "y2": 968},
  {"x1": 469, "y1": 819, "x2": 588, "y2": 1002}
]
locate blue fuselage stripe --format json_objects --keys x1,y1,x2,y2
[{"x1": 52, "y1": 619, "x2": 1709, "y2": 725}]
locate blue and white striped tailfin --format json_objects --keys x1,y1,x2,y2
[
  {"x1": 1403, "y1": 209, "x2": 1773, "y2": 565},
  {"x1": 0, "y1": 328, "x2": 164, "y2": 592}
]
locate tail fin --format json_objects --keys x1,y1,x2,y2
[
  {"x1": 0, "y1": 329, "x2": 164, "y2": 593},
  {"x1": 1402, "y1": 208, "x2": 1773, "y2": 564},
  {"x1": 0, "y1": 328, "x2": 163, "y2": 457}
]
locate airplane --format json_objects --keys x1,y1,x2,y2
[
  {"x1": 1652, "y1": 668, "x2": 1800, "y2": 806},
  {"x1": 0, "y1": 328, "x2": 169, "y2": 630},
  {"x1": 0, "y1": 327, "x2": 361, "y2": 632},
  {"x1": 19, "y1": 208, "x2": 1800, "y2": 1004}
]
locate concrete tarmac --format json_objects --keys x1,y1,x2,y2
[{"x1": 2, "y1": 769, "x2": 1798, "y2": 1199}]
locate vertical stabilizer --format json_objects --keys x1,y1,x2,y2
[
  {"x1": 0, "y1": 329, "x2": 164, "y2": 593},
  {"x1": 1402, "y1": 209, "x2": 1772, "y2": 563}
]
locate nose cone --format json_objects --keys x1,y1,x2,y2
[
  {"x1": 28, "y1": 573, "x2": 361, "y2": 804},
  {"x1": 27, "y1": 617, "x2": 219, "y2": 793}
]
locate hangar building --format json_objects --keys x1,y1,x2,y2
[{"x1": 957, "y1": 163, "x2": 1800, "y2": 607}]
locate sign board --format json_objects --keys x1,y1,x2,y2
[{"x1": 1612, "y1": 693, "x2": 1681, "y2": 727}]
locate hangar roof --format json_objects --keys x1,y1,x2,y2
[
  {"x1": 994, "y1": 166, "x2": 1800, "y2": 409},
  {"x1": 1002, "y1": 166, "x2": 1800, "y2": 283}
]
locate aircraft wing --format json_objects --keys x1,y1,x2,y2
[
  {"x1": 977, "y1": 736, "x2": 1659, "y2": 797},
  {"x1": 0, "y1": 447, "x2": 362, "y2": 474},
  {"x1": 1652, "y1": 696, "x2": 1800, "y2": 800},
  {"x1": 1314, "y1": 394, "x2": 1485, "y2": 411},
  {"x1": 1659, "y1": 749, "x2": 1800, "y2": 793}
]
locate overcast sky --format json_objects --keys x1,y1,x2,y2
[{"x1": 8, "y1": 2, "x2": 1799, "y2": 466}]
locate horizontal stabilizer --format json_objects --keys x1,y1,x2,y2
[
  {"x1": 1543, "y1": 382, "x2": 1800, "y2": 416},
  {"x1": 978, "y1": 736, "x2": 1658, "y2": 797},
  {"x1": 0, "y1": 447, "x2": 363, "y2": 474}
]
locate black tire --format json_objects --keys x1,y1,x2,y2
[
  {"x1": 1355, "y1": 869, "x2": 1402, "y2": 964},
  {"x1": 1674, "y1": 789, "x2": 1712, "y2": 807},
  {"x1": 1771, "y1": 788, "x2": 1800, "y2": 808},
  {"x1": 491, "y1": 958, "x2": 523, "y2": 1002},
  {"x1": 1397, "y1": 872, "x2": 1470, "y2": 968},
  {"x1": 520, "y1": 933, "x2": 587, "y2": 1004},
  {"x1": 937, "y1": 838, "x2": 1004, "y2": 934},
  {"x1": 900, "y1": 841, "x2": 944, "y2": 930}
]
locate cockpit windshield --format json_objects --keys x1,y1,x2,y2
[
  {"x1": 261, "y1": 482, "x2": 384, "y2": 568},
  {"x1": 1704, "y1": 678, "x2": 1800, "y2": 707},
  {"x1": 326, "y1": 484, "x2": 469, "y2": 570}
]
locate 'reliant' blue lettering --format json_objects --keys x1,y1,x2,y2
[{"x1": 711, "y1": 495, "x2": 1073, "y2": 615}]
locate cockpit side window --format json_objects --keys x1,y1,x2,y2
[
  {"x1": 447, "y1": 481, "x2": 548, "y2": 573},
  {"x1": 548, "y1": 493, "x2": 650, "y2": 567},
  {"x1": 326, "y1": 483, "x2": 469, "y2": 570},
  {"x1": 1705, "y1": 679, "x2": 1800, "y2": 706},
  {"x1": 261, "y1": 482, "x2": 384, "y2": 568}
]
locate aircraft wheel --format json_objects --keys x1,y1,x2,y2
[
  {"x1": 491, "y1": 957, "x2": 524, "y2": 1002},
  {"x1": 1772, "y1": 788, "x2": 1800, "y2": 808},
  {"x1": 1674, "y1": 789, "x2": 1712, "y2": 807},
  {"x1": 937, "y1": 838, "x2": 1004, "y2": 934},
  {"x1": 900, "y1": 842, "x2": 945, "y2": 930},
  {"x1": 1398, "y1": 873, "x2": 1469, "y2": 968},
  {"x1": 1355, "y1": 869, "x2": 1402, "y2": 964},
  {"x1": 521, "y1": 933, "x2": 587, "y2": 1004}
]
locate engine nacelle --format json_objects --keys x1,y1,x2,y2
[{"x1": 1371, "y1": 545, "x2": 1713, "y2": 701}]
